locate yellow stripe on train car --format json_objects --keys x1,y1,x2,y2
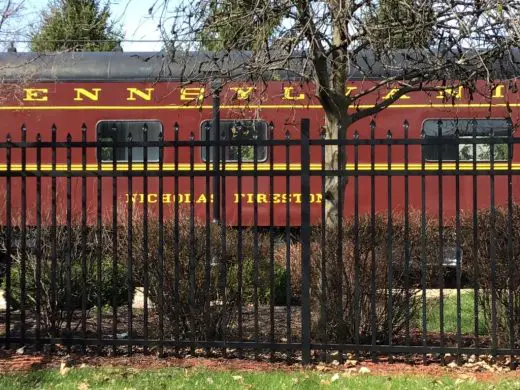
[{"x1": 0, "y1": 162, "x2": 519, "y2": 171}]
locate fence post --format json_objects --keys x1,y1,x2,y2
[
  {"x1": 300, "y1": 118, "x2": 311, "y2": 365},
  {"x1": 212, "y1": 83, "x2": 221, "y2": 223}
]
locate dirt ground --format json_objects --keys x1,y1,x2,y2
[{"x1": 1, "y1": 353, "x2": 520, "y2": 383}]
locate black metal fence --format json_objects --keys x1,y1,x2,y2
[{"x1": 1, "y1": 117, "x2": 520, "y2": 365}]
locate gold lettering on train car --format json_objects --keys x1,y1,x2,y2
[
  {"x1": 127, "y1": 88, "x2": 154, "y2": 101},
  {"x1": 162, "y1": 194, "x2": 172, "y2": 203},
  {"x1": 128, "y1": 193, "x2": 322, "y2": 204},
  {"x1": 73, "y1": 88, "x2": 102, "y2": 101},
  {"x1": 230, "y1": 87, "x2": 255, "y2": 100},
  {"x1": 256, "y1": 194, "x2": 267, "y2": 203},
  {"x1": 282, "y1": 87, "x2": 305, "y2": 100},
  {"x1": 436, "y1": 86, "x2": 463, "y2": 99},
  {"x1": 23, "y1": 88, "x2": 48, "y2": 101},
  {"x1": 492, "y1": 85, "x2": 505, "y2": 98},
  {"x1": 345, "y1": 86, "x2": 357, "y2": 96},
  {"x1": 180, "y1": 87, "x2": 205, "y2": 102},
  {"x1": 196, "y1": 194, "x2": 208, "y2": 203},
  {"x1": 311, "y1": 193, "x2": 323, "y2": 203},
  {"x1": 383, "y1": 88, "x2": 411, "y2": 100},
  {"x1": 127, "y1": 193, "x2": 142, "y2": 203}
]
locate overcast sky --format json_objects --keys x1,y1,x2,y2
[{"x1": 20, "y1": 0, "x2": 175, "y2": 52}]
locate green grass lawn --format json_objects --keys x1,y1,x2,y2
[
  {"x1": 0, "y1": 367, "x2": 519, "y2": 390},
  {"x1": 416, "y1": 290, "x2": 490, "y2": 335}
]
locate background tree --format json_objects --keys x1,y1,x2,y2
[
  {"x1": 30, "y1": 0, "x2": 121, "y2": 52},
  {"x1": 0, "y1": 1, "x2": 27, "y2": 51},
  {"x1": 154, "y1": 0, "x2": 520, "y2": 223},
  {"x1": 364, "y1": 0, "x2": 435, "y2": 49},
  {"x1": 198, "y1": 0, "x2": 284, "y2": 51}
]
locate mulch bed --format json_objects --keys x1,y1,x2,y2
[
  {"x1": 0, "y1": 352, "x2": 519, "y2": 383},
  {"x1": 0, "y1": 305, "x2": 303, "y2": 343}
]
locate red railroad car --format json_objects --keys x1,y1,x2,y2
[{"x1": 0, "y1": 52, "x2": 519, "y2": 227}]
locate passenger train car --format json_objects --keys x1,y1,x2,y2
[{"x1": 0, "y1": 51, "x2": 519, "y2": 226}]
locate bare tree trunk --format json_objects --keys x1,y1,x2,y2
[
  {"x1": 320, "y1": 0, "x2": 350, "y2": 228},
  {"x1": 323, "y1": 103, "x2": 349, "y2": 227}
]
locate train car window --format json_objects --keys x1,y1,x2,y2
[
  {"x1": 422, "y1": 119, "x2": 512, "y2": 161},
  {"x1": 200, "y1": 120, "x2": 268, "y2": 162},
  {"x1": 97, "y1": 121, "x2": 162, "y2": 162}
]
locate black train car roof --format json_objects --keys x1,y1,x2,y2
[{"x1": 0, "y1": 50, "x2": 518, "y2": 82}]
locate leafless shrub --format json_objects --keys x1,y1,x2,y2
[
  {"x1": 273, "y1": 212, "x2": 442, "y2": 344},
  {"x1": 120, "y1": 206, "x2": 286, "y2": 341},
  {"x1": 460, "y1": 205, "x2": 520, "y2": 347},
  {"x1": 0, "y1": 212, "x2": 129, "y2": 336}
]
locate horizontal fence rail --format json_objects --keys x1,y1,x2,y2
[{"x1": 0, "y1": 117, "x2": 519, "y2": 366}]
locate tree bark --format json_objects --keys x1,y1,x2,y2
[
  {"x1": 319, "y1": 0, "x2": 351, "y2": 228},
  {"x1": 323, "y1": 107, "x2": 349, "y2": 227}
]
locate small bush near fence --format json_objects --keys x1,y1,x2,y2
[
  {"x1": 459, "y1": 204, "x2": 520, "y2": 347},
  {"x1": 275, "y1": 212, "x2": 434, "y2": 345},
  {"x1": 0, "y1": 223, "x2": 128, "y2": 335},
  {"x1": 124, "y1": 208, "x2": 287, "y2": 341}
]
